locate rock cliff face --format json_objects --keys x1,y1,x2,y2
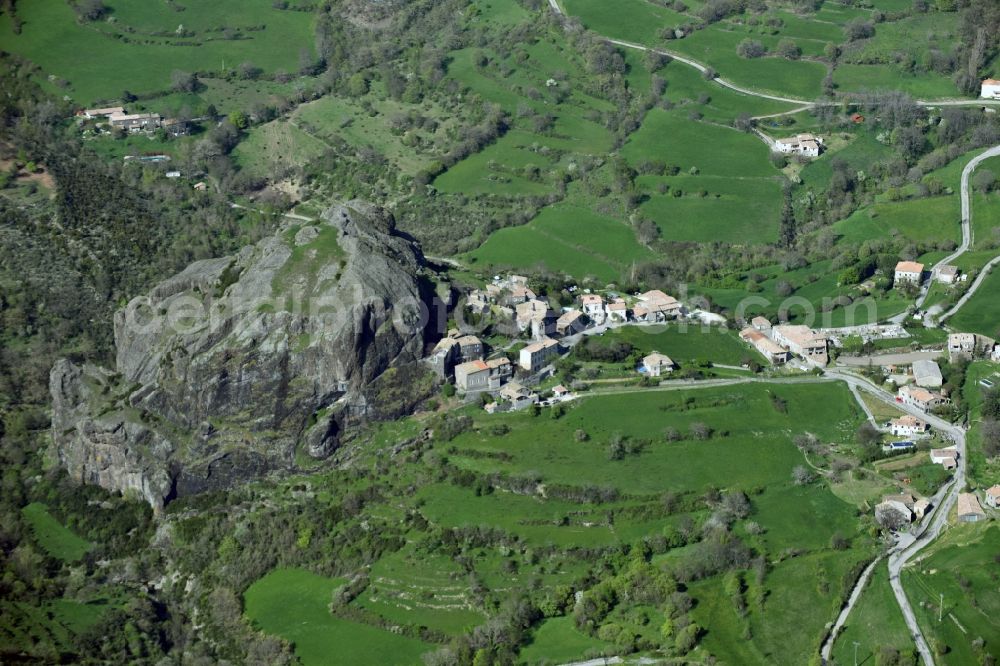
[{"x1": 50, "y1": 202, "x2": 434, "y2": 510}]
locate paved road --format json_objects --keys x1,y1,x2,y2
[
  {"x1": 918, "y1": 145, "x2": 1000, "y2": 313},
  {"x1": 549, "y1": 0, "x2": 1000, "y2": 112},
  {"x1": 820, "y1": 556, "x2": 885, "y2": 662},
  {"x1": 836, "y1": 350, "x2": 944, "y2": 367},
  {"x1": 229, "y1": 201, "x2": 316, "y2": 222},
  {"x1": 826, "y1": 369, "x2": 965, "y2": 666},
  {"x1": 938, "y1": 253, "x2": 1000, "y2": 323}
]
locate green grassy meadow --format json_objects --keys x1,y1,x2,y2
[
  {"x1": 244, "y1": 568, "x2": 432, "y2": 666},
  {"x1": 468, "y1": 205, "x2": 653, "y2": 283},
  {"x1": 902, "y1": 525, "x2": 1000, "y2": 665},
  {"x1": 519, "y1": 617, "x2": 613, "y2": 664},
  {"x1": 623, "y1": 109, "x2": 783, "y2": 244},
  {"x1": 21, "y1": 502, "x2": 92, "y2": 562},
  {"x1": 233, "y1": 120, "x2": 329, "y2": 177},
  {"x1": 446, "y1": 382, "x2": 862, "y2": 495},
  {"x1": 948, "y1": 267, "x2": 1000, "y2": 338},
  {"x1": 581, "y1": 323, "x2": 764, "y2": 367},
  {"x1": 0, "y1": 0, "x2": 315, "y2": 104},
  {"x1": 830, "y1": 561, "x2": 915, "y2": 666},
  {"x1": 562, "y1": 0, "x2": 827, "y2": 99},
  {"x1": 834, "y1": 196, "x2": 963, "y2": 246}
]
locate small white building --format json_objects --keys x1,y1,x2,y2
[
  {"x1": 935, "y1": 265, "x2": 960, "y2": 284},
  {"x1": 930, "y1": 447, "x2": 959, "y2": 466},
  {"x1": 773, "y1": 133, "x2": 823, "y2": 158},
  {"x1": 889, "y1": 415, "x2": 929, "y2": 438},
  {"x1": 580, "y1": 294, "x2": 605, "y2": 322},
  {"x1": 985, "y1": 484, "x2": 1000, "y2": 509},
  {"x1": 641, "y1": 352, "x2": 674, "y2": 377},
  {"x1": 605, "y1": 299, "x2": 628, "y2": 323},
  {"x1": 981, "y1": 78, "x2": 1000, "y2": 99},
  {"x1": 894, "y1": 261, "x2": 924, "y2": 286}
]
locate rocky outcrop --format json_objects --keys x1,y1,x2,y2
[{"x1": 51, "y1": 202, "x2": 436, "y2": 510}]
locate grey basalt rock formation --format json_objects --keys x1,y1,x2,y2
[{"x1": 50, "y1": 202, "x2": 434, "y2": 510}]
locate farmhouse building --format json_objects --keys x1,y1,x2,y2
[
  {"x1": 893, "y1": 261, "x2": 924, "y2": 285},
  {"x1": 947, "y1": 332, "x2": 996, "y2": 361},
  {"x1": 605, "y1": 299, "x2": 628, "y2": 322},
  {"x1": 898, "y1": 385, "x2": 949, "y2": 412},
  {"x1": 556, "y1": 310, "x2": 586, "y2": 337},
  {"x1": 889, "y1": 415, "x2": 929, "y2": 438},
  {"x1": 456, "y1": 335, "x2": 484, "y2": 362},
  {"x1": 930, "y1": 447, "x2": 958, "y2": 466},
  {"x1": 454, "y1": 357, "x2": 512, "y2": 392},
  {"x1": 911, "y1": 359, "x2": 943, "y2": 388},
  {"x1": 81, "y1": 106, "x2": 125, "y2": 119},
  {"x1": 982, "y1": 78, "x2": 1000, "y2": 99},
  {"x1": 914, "y1": 498, "x2": 931, "y2": 519},
  {"x1": 739, "y1": 328, "x2": 791, "y2": 364},
  {"x1": 957, "y1": 493, "x2": 986, "y2": 522},
  {"x1": 750, "y1": 316, "x2": 772, "y2": 332},
  {"x1": 875, "y1": 498, "x2": 914, "y2": 527},
  {"x1": 985, "y1": 484, "x2": 1000, "y2": 509},
  {"x1": 515, "y1": 300, "x2": 555, "y2": 339},
  {"x1": 772, "y1": 325, "x2": 828, "y2": 366},
  {"x1": 773, "y1": 133, "x2": 823, "y2": 157},
  {"x1": 497, "y1": 381, "x2": 538, "y2": 411},
  {"x1": 641, "y1": 352, "x2": 674, "y2": 377},
  {"x1": 518, "y1": 338, "x2": 560, "y2": 372},
  {"x1": 505, "y1": 285, "x2": 537, "y2": 305},
  {"x1": 580, "y1": 294, "x2": 605, "y2": 322},
  {"x1": 634, "y1": 290, "x2": 683, "y2": 322},
  {"x1": 110, "y1": 112, "x2": 162, "y2": 133},
  {"x1": 935, "y1": 265, "x2": 960, "y2": 284}
]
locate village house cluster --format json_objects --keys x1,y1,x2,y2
[
  {"x1": 78, "y1": 106, "x2": 188, "y2": 136},
  {"x1": 892, "y1": 260, "x2": 965, "y2": 289},
  {"x1": 773, "y1": 133, "x2": 824, "y2": 158},
  {"x1": 429, "y1": 276, "x2": 696, "y2": 411},
  {"x1": 738, "y1": 316, "x2": 828, "y2": 366}
]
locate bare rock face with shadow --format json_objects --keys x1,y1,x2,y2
[{"x1": 50, "y1": 201, "x2": 436, "y2": 511}]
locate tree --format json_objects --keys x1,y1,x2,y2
[
  {"x1": 737, "y1": 39, "x2": 767, "y2": 59},
  {"x1": 792, "y1": 465, "x2": 814, "y2": 485},
  {"x1": 690, "y1": 422, "x2": 712, "y2": 440},
  {"x1": 171, "y1": 70, "x2": 198, "y2": 93},
  {"x1": 856, "y1": 421, "x2": 882, "y2": 447},
  {"x1": 227, "y1": 111, "x2": 249, "y2": 130},
  {"x1": 237, "y1": 61, "x2": 262, "y2": 80},
  {"x1": 845, "y1": 18, "x2": 875, "y2": 41},
  {"x1": 776, "y1": 39, "x2": 801, "y2": 60},
  {"x1": 982, "y1": 419, "x2": 1000, "y2": 458},
  {"x1": 973, "y1": 168, "x2": 996, "y2": 193},
  {"x1": 74, "y1": 0, "x2": 107, "y2": 21}
]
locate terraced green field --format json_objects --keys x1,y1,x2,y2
[
  {"x1": 245, "y1": 568, "x2": 432, "y2": 666},
  {"x1": 467, "y1": 204, "x2": 653, "y2": 283},
  {"x1": 624, "y1": 109, "x2": 784, "y2": 243},
  {"x1": 0, "y1": 0, "x2": 315, "y2": 104},
  {"x1": 357, "y1": 547, "x2": 485, "y2": 635}
]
